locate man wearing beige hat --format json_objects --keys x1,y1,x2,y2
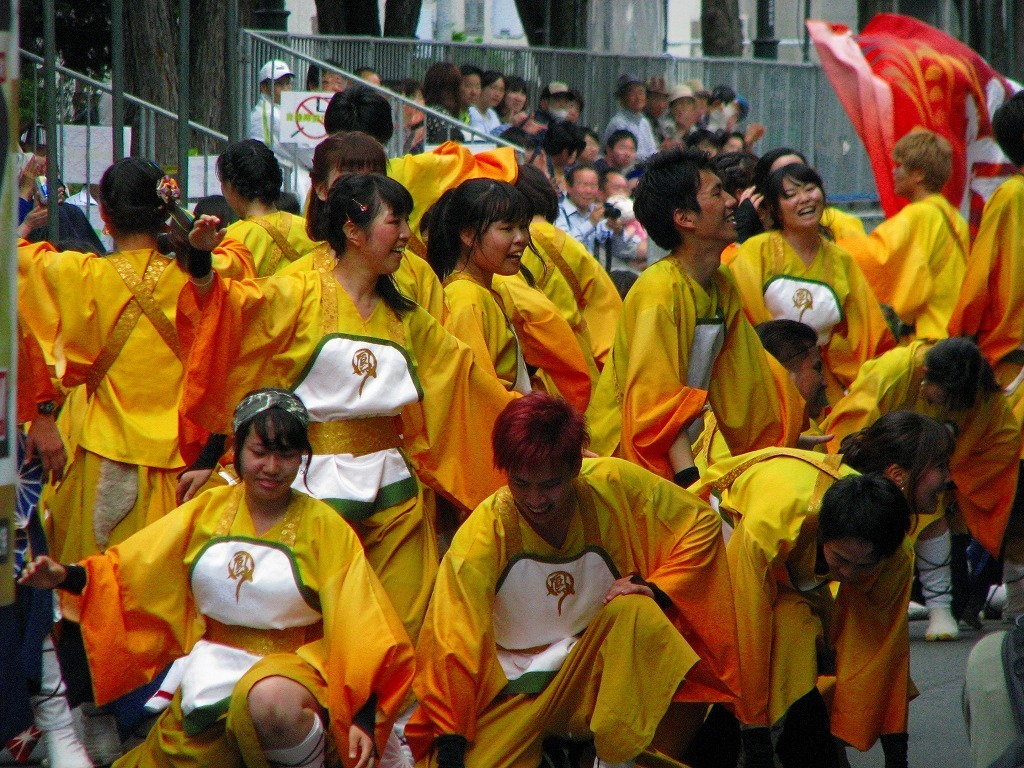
[
  {"x1": 535, "y1": 80, "x2": 576, "y2": 127},
  {"x1": 603, "y1": 73, "x2": 658, "y2": 162},
  {"x1": 666, "y1": 83, "x2": 701, "y2": 145}
]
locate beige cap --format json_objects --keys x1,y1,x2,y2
[
  {"x1": 668, "y1": 83, "x2": 695, "y2": 103},
  {"x1": 259, "y1": 59, "x2": 294, "y2": 83}
]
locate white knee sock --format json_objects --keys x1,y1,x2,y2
[
  {"x1": 263, "y1": 714, "x2": 326, "y2": 768},
  {"x1": 916, "y1": 532, "x2": 953, "y2": 608},
  {"x1": 1004, "y1": 559, "x2": 1024, "y2": 621}
]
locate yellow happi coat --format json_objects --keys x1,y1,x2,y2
[
  {"x1": 63, "y1": 485, "x2": 414, "y2": 768},
  {"x1": 696, "y1": 449, "x2": 913, "y2": 752},
  {"x1": 177, "y1": 249, "x2": 517, "y2": 641},
  {"x1": 225, "y1": 210, "x2": 320, "y2": 277},
  {"x1": 729, "y1": 231, "x2": 896, "y2": 401},
  {"x1": 588, "y1": 257, "x2": 803, "y2": 479},
  {"x1": 407, "y1": 458, "x2": 741, "y2": 767},
  {"x1": 521, "y1": 219, "x2": 622, "y2": 370},
  {"x1": 840, "y1": 193, "x2": 968, "y2": 341},
  {"x1": 820, "y1": 341, "x2": 1021, "y2": 557}
]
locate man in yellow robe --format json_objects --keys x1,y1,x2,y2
[
  {"x1": 840, "y1": 130, "x2": 968, "y2": 341},
  {"x1": 588, "y1": 148, "x2": 803, "y2": 484},
  {"x1": 695, "y1": 425, "x2": 951, "y2": 768},
  {"x1": 407, "y1": 394, "x2": 742, "y2": 768}
]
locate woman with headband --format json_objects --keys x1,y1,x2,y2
[{"x1": 20, "y1": 388, "x2": 413, "y2": 768}]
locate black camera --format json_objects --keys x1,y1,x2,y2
[{"x1": 603, "y1": 202, "x2": 622, "y2": 220}]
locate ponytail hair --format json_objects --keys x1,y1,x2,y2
[
  {"x1": 321, "y1": 173, "x2": 416, "y2": 315},
  {"x1": 98, "y1": 158, "x2": 172, "y2": 236}
]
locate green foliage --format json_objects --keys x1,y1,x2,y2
[{"x1": 20, "y1": 0, "x2": 112, "y2": 78}]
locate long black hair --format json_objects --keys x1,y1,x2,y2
[{"x1": 98, "y1": 158, "x2": 172, "y2": 236}]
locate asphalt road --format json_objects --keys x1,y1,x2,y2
[{"x1": 848, "y1": 619, "x2": 1001, "y2": 768}]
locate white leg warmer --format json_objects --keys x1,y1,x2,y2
[{"x1": 263, "y1": 714, "x2": 326, "y2": 768}]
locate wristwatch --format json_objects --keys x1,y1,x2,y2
[{"x1": 37, "y1": 400, "x2": 57, "y2": 416}]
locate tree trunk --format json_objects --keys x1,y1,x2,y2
[
  {"x1": 513, "y1": 0, "x2": 586, "y2": 47},
  {"x1": 125, "y1": 0, "x2": 178, "y2": 163},
  {"x1": 315, "y1": 0, "x2": 381, "y2": 35},
  {"x1": 190, "y1": 0, "x2": 230, "y2": 138},
  {"x1": 383, "y1": 0, "x2": 422, "y2": 37},
  {"x1": 1015, "y1": 1, "x2": 1024, "y2": 81},
  {"x1": 702, "y1": 0, "x2": 742, "y2": 56}
]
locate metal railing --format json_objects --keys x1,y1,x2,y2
[
  {"x1": 20, "y1": 51, "x2": 230, "y2": 206},
  {"x1": 247, "y1": 31, "x2": 879, "y2": 205},
  {"x1": 239, "y1": 30, "x2": 519, "y2": 189}
]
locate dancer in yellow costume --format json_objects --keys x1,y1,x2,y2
[
  {"x1": 407, "y1": 393, "x2": 742, "y2": 768},
  {"x1": 515, "y1": 165, "x2": 622, "y2": 370},
  {"x1": 20, "y1": 390, "x2": 414, "y2": 768},
  {"x1": 17, "y1": 159, "x2": 239, "y2": 563},
  {"x1": 305, "y1": 132, "x2": 447, "y2": 321},
  {"x1": 948, "y1": 92, "x2": 1024, "y2": 394},
  {"x1": 177, "y1": 175, "x2": 517, "y2": 643},
  {"x1": 729, "y1": 162, "x2": 895, "y2": 402},
  {"x1": 695, "y1": 412, "x2": 953, "y2": 768},
  {"x1": 694, "y1": 319, "x2": 829, "y2": 472},
  {"x1": 426, "y1": 179, "x2": 532, "y2": 393},
  {"x1": 588, "y1": 149, "x2": 803, "y2": 484},
  {"x1": 820, "y1": 338, "x2": 1021, "y2": 640},
  {"x1": 839, "y1": 130, "x2": 967, "y2": 342},
  {"x1": 219, "y1": 139, "x2": 320, "y2": 277}
]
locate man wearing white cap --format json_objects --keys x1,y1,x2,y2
[{"x1": 248, "y1": 59, "x2": 295, "y2": 158}]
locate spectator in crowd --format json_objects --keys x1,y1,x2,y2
[
  {"x1": 423, "y1": 61, "x2": 465, "y2": 144},
  {"x1": 354, "y1": 65, "x2": 381, "y2": 86},
  {"x1": 500, "y1": 126, "x2": 548, "y2": 174},
  {"x1": 720, "y1": 131, "x2": 747, "y2": 154},
  {"x1": 535, "y1": 81, "x2": 577, "y2": 127},
  {"x1": 496, "y1": 75, "x2": 538, "y2": 134},
  {"x1": 323, "y1": 84, "x2": 394, "y2": 144},
  {"x1": 555, "y1": 163, "x2": 602, "y2": 250},
  {"x1": 544, "y1": 121, "x2": 586, "y2": 194},
  {"x1": 459, "y1": 64, "x2": 483, "y2": 124},
  {"x1": 666, "y1": 83, "x2": 700, "y2": 144},
  {"x1": 193, "y1": 194, "x2": 238, "y2": 227},
  {"x1": 595, "y1": 129, "x2": 639, "y2": 177},
  {"x1": 248, "y1": 59, "x2": 295, "y2": 160},
  {"x1": 396, "y1": 77, "x2": 426, "y2": 154},
  {"x1": 468, "y1": 70, "x2": 505, "y2": 137},
  {"x1": 305, "y1": 60, "x2": 347, "y2": 92},
  {"x1": 644, "y1": 75, "x2": 673, "y2": 145},
  {"x1": 594, "y1": 168, "x2": 648, "y2": 273},
  {"x1": 604, "y1": 74, "x2": 658, "y2": 161},
  {"x1": 685, "y1": 128, "x2": 720, "y2": 157},
  {"x1": 684, "y1": 79, "x2": 711, "y2": 125},
  {"x1": 579, "y1": 127, "x2": 602, "y2": 164},
  {"x1": 704, "y1": 85, "x2": 737, "y2": 133},
  {"x1": 564, "y1": 88, "x2": 584, "y2": 123}
]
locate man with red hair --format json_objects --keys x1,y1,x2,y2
[{"x1": 406, "y1": 393, "x2": 741, "y2": 768}]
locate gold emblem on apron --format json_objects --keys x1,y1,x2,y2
[
  {"x1": 792, "y1": 288, "x2": 814, "y2": 323},
  {"x1": 351, "y1": 348, "x2": 378, "y2": 396},
  {"x1": 546, "y1": 571, "x2": 575, "y2": 615},
  {"x1": 227, "y1": 551, "x2": 256, "y2": 602}
]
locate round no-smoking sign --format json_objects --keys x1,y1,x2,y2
[{"x1": 282, "y1": 92, "x2": 332, "y2": 147}]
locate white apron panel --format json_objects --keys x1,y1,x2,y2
[
  {"x1": 493, "y1": 550, "x2": 616, "y2": 682},
  {"x1": 298, "y1": 448, "x2": 413, "y2": 503},
  {"x1": 191, "y1": 539, "x2": 321, "y2": 629},
  {"x1": 685, "y1": 321, "x2": 726, "y2": 443},
  {"x1": 293, "y1": 336, "x2": 420, "y2": 421},
  {"x1": 178, "y1": 640, "x2": 261, "y2": 719},
  {"x1": 763, "y1": 277, "x2": 841, "y2": 345}
]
